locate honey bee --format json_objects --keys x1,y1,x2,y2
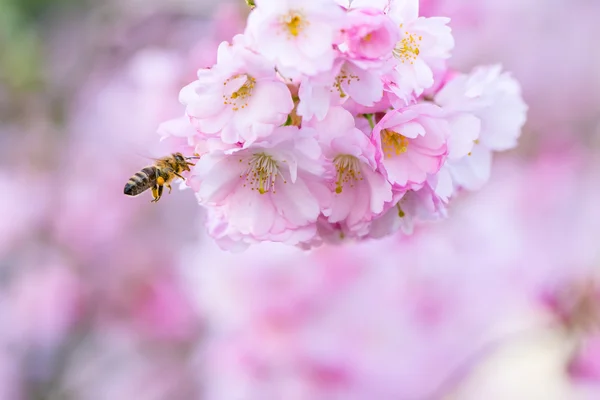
[{"x1": 124, "y1": 152, "x2": 198, "y2": 203}]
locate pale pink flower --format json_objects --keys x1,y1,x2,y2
[
  {"x1": 445, "y1": 112, "x2": 481, "y2": 161},
  {"x1": 296, "y1": 68, "x2": 344, "y2": 122},
  {"x1": 371, "y1": 103, "x2": 449, "y2": 189},
  {"x1": 432, "y1": 112, "x2": 481, "y2": 198},
  {"x1": 297, "y1": 59, "x2": 385, "y2": 121},
  {"x1": 340, "y1": 8, "x2": 400, "y2": 64},
  {"x1": 435, "y1": 64, "x2": 527, "y2": 151},
  {"x1": 427, "y1": 165, "x2": 454, "y2": 202},
  {"x1": 308, "y1": 107, "x2": 392, "y2": 230},
  {"x1": 245, "y1": 0, "x2": 345, "y2": 78},
  {"x1": 157, "y1": 116, "x2": 198, "y2": 154},
  {"x1": 446, "y1": 143, "x2": 493, "y2": 191},
  {"x1": 435, "y1": 65, "x2": 527, "y2": 191},
  {"x1": 368, "y1": 186, "x2": 446, "y2": 237},
  {"x1": 342, "y1": 0, "x2": 398, "y2": 11},
  {"x1": 206, "y1": 207, "x2": 319, "y2": 251},
  {"x1": 204, "y1": 208, "x2": 256, "y2": 252},
  {"x1": 191, "y1": 126, "x2": 330, "y2": 244},
  {"x1": 313, "y1": 215, "x2": 364, "y2": 246},
  {"x1": 334, "y1": 60, "x2": 388, "y2": 107},
  {"x1": 382, "y1": 0, "x2": 454, "y2": 101},
  {"x1": 179, "y1": 35, "x2": 293, "y2": 146},
  {"x1": 341, "y1": 92, "x2": 394, "y2": 116},
  {"x1": 157, "y1": 116, "x2": 234, "y2": 159}
]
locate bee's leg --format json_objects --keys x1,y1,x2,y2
[
  {"x1": 150, "y1": 185, "x2": 160, "y2": 203},
  {"x1": 151, "y1": 184, "x2": 164, "y2": 203},
  {"x1": 151, "y1": 175, "x2": 166, "y2": 202},
  {"x1": 167, "y1": 184, "x2": 172, "y2": 194},
  {"x1": 174, "y1": 172, "x2": 185, "y2": 180}
]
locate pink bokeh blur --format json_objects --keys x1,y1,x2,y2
[{"x1": 1, "y1": 0, "x2": 599, "y2": 398}]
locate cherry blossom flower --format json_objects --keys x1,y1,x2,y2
[
  {"x1": 368, "y1": 186, "x2": 446, "y2": 238},
  {"x1": 180, "y1": 35, "x2": 293, "y2": 146},
  {"x1": 372, "y1": 103, "x2": 449, "y2": 189},
  {"x1": 190, "y1": 126, "x2": 330, "y2": 244},
  {"x1": 309, "y1": 107, "x2": 392, "y2": 231},
  {"x1": 381, "y1": 0, "x2": 455, "y2": 102},
  {"x1": 152, "y1": 0, "x2": 526, "y2": 248},
  {"x1": 435, "y1": 65, "x2": 527, "y2": 152},
  {"x1": 340, "y1": 7, "x2": 400, "y2": 65},
  {"x1": 430, "y1": 112, "x2": 481, "y2": 199},
  {"x1": 245, "y1": 0, "x2": 345, "y2": 78},
  {"x1": 297, "y1": 59, "x2": 386, "y2": 121},
  {"x1": 205, "y1": 206, "x2": 320, "y2": 252},
  {"x1": 435, "y1": 65, "x2": 527, "y2": 191}
]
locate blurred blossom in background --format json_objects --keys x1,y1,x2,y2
[{"x1": 1, "y1": 0, "x2": 599, "y2": 399}]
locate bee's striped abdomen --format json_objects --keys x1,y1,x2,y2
[{"x1": 124, "y1": 166, "x2": 157, "y2": 196}]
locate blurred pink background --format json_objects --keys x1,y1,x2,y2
[{"x1": 1, "y1": 0, "x2": 599, "y2": 398}]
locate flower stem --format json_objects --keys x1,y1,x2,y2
[{"x1": 364, "y1": 113, "x2": 375, "y2": 130}]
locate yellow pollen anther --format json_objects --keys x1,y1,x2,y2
[
  {"x1": 223, "y1": 74, "x2": 256, "y2": 111},
  {"x1": 468, "y1": 140, "x2": 479, "y2": 156},
  {"x1": 282, "y1": 11, "x2": 307, "y2": 37},
  {"x1": 381, "y1": 129, "x2": 410, "y2": 159},
  {"x1": 397, "y1": 203, "x2": 406, "y2": 218},
  {"x1": 333, "y1": 154, "x2": 362, "y2": 194},
  {"x1": 241, "y1": 153, "x2": 285, "y2": 194},
  {"x1": 363, "y1": 33, "x2": 373, "y2": 42},
  {"x1": 393, "y1": 31, "x2": 422, "y2": 64},
  {"x1": 331, "y1": 67, "x2": 360, "y2": 99}
]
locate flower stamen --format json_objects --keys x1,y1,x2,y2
[
  {"x1": 333, "y1": 154, "x2": 362, "y2": 194},
  {"x1": 397, "y1": 203, "x2": 406, "y2": 218},
  {"x1": 381, "y1": 129, "x2": 410, "y2": 158},
  {"x1": 282, "y1": 11, "x2": 308, "y2": 38},
  {"x1": 331, "y1": 67, "x2": 360, "y2": 99},
  {"x1": 241, "y1": 153, "x2": 285, "y2": 194},
  {"x1": 223, "y1": 74, "x2": 256, "y2": 111},
  {"x1": 393, "y1": 28, "x2": 422, "y2": 65}
]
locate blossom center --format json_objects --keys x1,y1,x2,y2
[
  {"x1": 333, "y1": 154, "x2": 362, "y2": 194},
  {"x1": 331, "y1": 67, "x2": 360, "y2": 99},
  {"x1": 282, "y1": 11, "x2": 308, "y2": 37},
  {"x1": 241, "y1": 152, "x2": 285, "y2": 194},
  {"x1": 381, "y1": 129, "x2": 410, "y2": 158},
  {"x1": 223, "y1": 74, "x2": 256, "y2": 111},
  {"x1": 393, "y1": 28, "x2": 422, "y2": 65}
]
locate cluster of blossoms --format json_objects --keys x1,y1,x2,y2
[{"x1": 160, "y1": 0, "x2": 527, "y2": 251}]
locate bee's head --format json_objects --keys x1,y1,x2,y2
[{"x1": 173, "y1": 152, "x2": 186, "y2": 164}]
